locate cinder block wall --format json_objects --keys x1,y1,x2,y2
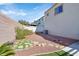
[{"x1": 0, "y1": 13, "x2": 22, "y2": 44}]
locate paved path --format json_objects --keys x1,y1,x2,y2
[
  {"x1": 15, "y1": 33, "x2": 77, "y2": 56},
  {"x1": 62, "y1": 41, "x2": 79, "y2": 56}
]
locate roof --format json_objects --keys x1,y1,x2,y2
[{"x1": 45, "y1": 3, "x2": 63, "y2": 14}]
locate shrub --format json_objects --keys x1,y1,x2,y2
[
  {"x1": 16, "y1": 28, "x2": 33, "y2": 40},
  {"x1": 0, "y1": 42, "x2": 15, "y2": 56},
  {"x1": 18, "y1": 20, "x2": 30, "y2": 26},
  {"x1": 23, "y1": 29, "x2": 33, "y2": 36},
  {"x1": 16, "y1": 28, "x2": 25, "y2": 39}
]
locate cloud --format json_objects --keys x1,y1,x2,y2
[
  {"x1": 33, "y1": 6, "x2": 39, "y2": 10},
  {"x1": 0, "y1": 3, "x2": 27, "y2": 16},
  {"x1": 0, "y1": 3, "x2": 10, "y2": 5},
  {"x1": 1, "y1": 9, "x2": 27, "y2": 16},
  {"x1": 0, "y1": 3, "x2": 5, "y2": 5},
  {"x1": 0, "y1": 3, "x2": 52, "y2": 22}
]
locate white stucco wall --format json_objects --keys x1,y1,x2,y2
[
  {"x1": 44, "y1": 3, "x2": 79, "y2": 40},
  {"x1": 36, "y1": 16, "x2": 45, "y2": 32},
  {"x1": 36, "y1": 24, "x2": 44, "y2": 32}
]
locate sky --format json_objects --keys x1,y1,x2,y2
[{"x1": 0, "y1": 3, "x2": 53, "y2": 23}]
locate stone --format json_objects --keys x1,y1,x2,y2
[{"x1": 49, "y1": 44, "x2": 54, "y2": 47}]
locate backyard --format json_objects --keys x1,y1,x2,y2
[
  {"x1": 0, "y1": 27, "x2": 76, "y2": 56},
  {"x1": 0, "y1": 27, "x2": 33, "y2": 56},
  {"x1": 0, "y1": 28, "x2": 75, "y2": 56},
  {"x1": 0, "y1": 26, "x2": 76, "y2": 56},
  {"x1": 15, "y1": 33, "x2": 76, "y2": 56}
]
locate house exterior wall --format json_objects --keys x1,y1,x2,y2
[
  {"x1": 36, "y1": 16, "x2": 45, "y2": 33},
  {"x1": 0, "y1": 13, "x2": 22, "y2": 44},
  {"x1": 44, "y1": 3, "x2": 79, "y2": 40}
]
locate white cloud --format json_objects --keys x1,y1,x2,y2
[
  {"x1": 0, "y1": 3, "x2": 5, "y2": 5},
  {"x1": 17, "y1": 12, "x2": 27, "y2": 16},
  {"x1": 0, "y1": 3, "x2": 14, "y2": 6},
  {"x1": 16, "y1": 10, "x2": 27, "y2": 16},
  {"x1": 1, "y1": 9, "x2": 27, "y2": 16},
  {"x1": 8, "y1": 10, "x2": 15, "y2": 14},
  {"x1": 33, "y1": 6, "x2": 39, "y2": 10}
]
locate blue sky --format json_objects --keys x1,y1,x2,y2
[{"x1": 0, "y1": 3, "x2": 53, "y2": 23}]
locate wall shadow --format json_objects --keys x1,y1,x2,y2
[
  {"x1": 35, "y1": 32, "x2": 78, "y2": 46},
  {"x1": 35, "y1": 33, "x2": 79, "y2": 55}
]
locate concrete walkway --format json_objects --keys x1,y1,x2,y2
[{"x1": 62, "y1": 41, "x2": 79, "y2": 56}]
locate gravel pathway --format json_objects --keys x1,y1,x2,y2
[{"x1": 15, "y1": 33, "x2": 76, "y2": 56}]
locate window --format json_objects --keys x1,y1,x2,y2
[{"x1": 55, "y1": 5, "x2": 63, "y2": 15}]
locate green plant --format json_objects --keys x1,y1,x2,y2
[
  {"x1": 18, "y1": 20, "x2": 30, "y2": 26},
  {"x1": 15, "y1": 39, "x2": 33, "y2": 49},
  {"x1": 0, "y1": 42, "x2": 15, "y2": 56},
  {"x1": 16, "y1": 28, "x2": 25, "y2": 39},
  {"x1": 16, "y1": 28, "x2": 33, "y2": 40},
  {"x1": 38, "y1": 50, "x2": 72, "y2": 56},
  {"x1": 23, "y1": 29, "x2": 33, "y2": 36}
]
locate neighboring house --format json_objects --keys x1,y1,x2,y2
[
  {"x1": 35, "y1": 16, "x2": 45, "y2": 33},
  {"x1": 31, "y1": 21, "x2": 38, "y2": 26},
  {"x1": 0, "y1": 13, "x2": 23, "y2": 44},
  {"x1": 44, "y1": 3, "x2": 79, "y2": 40},
  {"x1": 23, "y1": 26, "x2": 36, "y2": 32},
  {"x1": 31, "y1": 20, "x2": 40, "y2": 26}
]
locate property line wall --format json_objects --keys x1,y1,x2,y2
[{"x1": 0, "y1": 13, "x2": 22, "y2": 44}]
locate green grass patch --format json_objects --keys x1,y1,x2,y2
[{"x1": 38, "y1": 50, "x2": 73, "y2": 56}]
